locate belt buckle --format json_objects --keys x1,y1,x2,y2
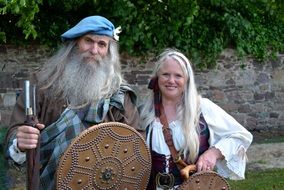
[{"x1": 155, "y1": 172, "x2": 175, "y2": 189}]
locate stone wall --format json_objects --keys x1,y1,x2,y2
[{"x1": 1, "y1": 45, "x2": 284, "y2": 135}]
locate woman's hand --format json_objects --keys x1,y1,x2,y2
[
  {"x1": 16, "y1": 123, "x2": 45, "y2": 151},
  {"x1": 196, "y1": 147, "x2": 224, "y2": 171}
]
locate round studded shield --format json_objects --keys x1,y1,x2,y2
[
  {"x1": 56, "y1": 122, "x2": 151, "y2": 190},
  {"x1": 178, "y1": 171, "x2": 230, "y2": 190}
]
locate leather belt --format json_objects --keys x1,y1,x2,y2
[{"x1": 155, "y1": 172, "x2": 175, "y2": 189}]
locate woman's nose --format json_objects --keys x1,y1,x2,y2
[{"x1": 167, "y1": 75, "x2": 175, "y2": 82}]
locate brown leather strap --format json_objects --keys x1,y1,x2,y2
[
  {"x1": 159, "y1": 105, "x2": 197, "y2": 180},
  {"x1": 159, "y1": 105, "x2": 187, "y2": 168}
]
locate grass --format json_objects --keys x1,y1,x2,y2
[
  {"x1": 0, "y1": 126, "x2": 284, "y2": 189},
  {"x1": 228, "y1": 168, "x2": 284, "y2": 190}
]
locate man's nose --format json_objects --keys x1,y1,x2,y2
[{"x1": 90, "y1": 43, "x2": 98, "y2": 54}]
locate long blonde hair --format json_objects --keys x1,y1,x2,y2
[{"x1": 139, "y1": 48, "x2": 202, "y2": 163}]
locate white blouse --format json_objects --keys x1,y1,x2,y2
[
  {"x1": 146, "y1": 97, "x2": 253, "y2": 180},
  {"x1": 146, "y1": 119, "x2": 185, "y2": 156}
]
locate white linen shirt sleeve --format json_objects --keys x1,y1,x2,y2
[
  {"x1": 9, "y1": 138, "x2": 26, "y2": 164},
  {"x1": 200, "y1": 98, "x2": 253, "y2": 180}
]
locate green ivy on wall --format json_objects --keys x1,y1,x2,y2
[{"x1": 0, "y1": 0, "x2": 283, "y2": 68}]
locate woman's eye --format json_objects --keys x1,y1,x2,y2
[{"x1": 175, "y1": 74, "x2": 183, "y2": 78}]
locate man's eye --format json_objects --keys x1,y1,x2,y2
[
  {"x1": 84, "y1": 38, "x2": 93, "y2": 43},
  {"x1": 84, "y1": 37, "x2": 91, "y2": 41},
  {"x1": 98, "y1": 41, "x2": 107, "y2": 47}
]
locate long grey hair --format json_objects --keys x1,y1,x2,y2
[
  {"x1": 139, "y1": 48, "x2": 202, "y2": 163},
  {"x1": 37, "y1": 39, "x2": 123, "y2": 107}
]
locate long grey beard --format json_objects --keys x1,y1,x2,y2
[{"x1": 54, "y1": 53, "x2": 114, "y2": 108}]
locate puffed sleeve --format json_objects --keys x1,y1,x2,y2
[{"x1": 200, "y1": 98, "x2": 253, "y2": 180}]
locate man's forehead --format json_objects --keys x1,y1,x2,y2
[{"x1": 82, "y1": 34, "x2": 112, "y2": 42}]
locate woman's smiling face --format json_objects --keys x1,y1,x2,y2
[{"x1": 157, "y1": 57, "x2": 186, "y2": 101}]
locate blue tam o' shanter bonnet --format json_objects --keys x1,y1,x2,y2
[{"x1": 61, "y1": 15, "x2": 121, "y2": 41}]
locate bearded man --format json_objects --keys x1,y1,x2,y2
[{"x1": 4, "y1": 15, "x2": 139, "y2": 189}]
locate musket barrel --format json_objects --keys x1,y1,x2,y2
[{"x1": 24, "y1": 80, "x2": 30, "y2": 115}]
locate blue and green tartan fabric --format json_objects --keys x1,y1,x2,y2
[
  {"x1": 40, "y1": 98, "x2": 112, "y2": 189},
  {"x1": 40, "y1": 107, "x2": 86, "y2": 189}
]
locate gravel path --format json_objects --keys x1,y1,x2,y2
[{"x1": 246, "y1": 142, "x2": 284, "y2": 171}]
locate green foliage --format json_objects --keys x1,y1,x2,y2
[
  {"x1": 0, "y1": 0, "x2": 283, "y2": 68},
  {"x1": 0, "y1": 0, "x2": 42, "y2": 40}
]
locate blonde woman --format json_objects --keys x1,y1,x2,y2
[{"x1": 139, "y1": 48, "x2": 253, "y2": 189}]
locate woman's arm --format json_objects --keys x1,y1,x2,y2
[{"x1": 200, "y1": 97, "x2": 253, "y2": 179}]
